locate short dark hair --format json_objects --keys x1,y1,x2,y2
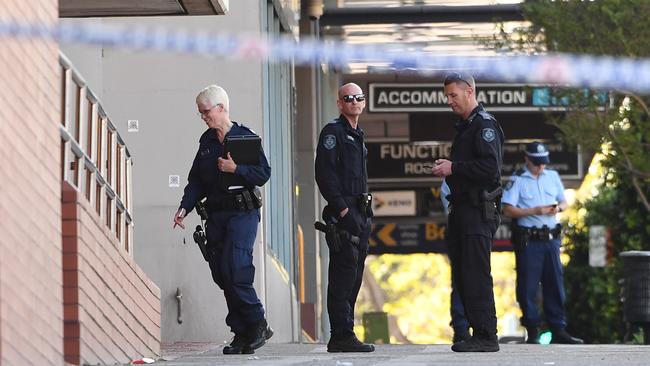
[{"x1": 443, "y1": 72, "x2": 475, "y2": 90}]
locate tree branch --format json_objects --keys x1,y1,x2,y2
[{"x1": 631, "y1": 176, "x2": 650, "y2": 213}]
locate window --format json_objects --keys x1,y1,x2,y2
[{"x1": 262, "y1": 2, "x2": 296, "y2": 273}]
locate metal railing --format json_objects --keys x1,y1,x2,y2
[{"x1": 60, "y1": 52, "x2": 133, "y2": 253}]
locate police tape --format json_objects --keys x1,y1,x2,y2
[{"x1": 2, "y1": 19, "x2": 650, "y2": 94}]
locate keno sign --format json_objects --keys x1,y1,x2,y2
[{"x1": 370, "y1": 191, "x2": 416, "y2": 217}]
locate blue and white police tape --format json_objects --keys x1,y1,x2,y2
[{"x1": 1, "y1": 19, "x2": 650, "y2": 94}]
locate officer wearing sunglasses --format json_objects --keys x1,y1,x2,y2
[
  {"x1": 502, "y1": 141, "x2": 583, "y2": 345},
  {"x1": 315, "y1": 83, "x2": 374, "y2": 353},
  {"x1": 432, "y1": 72, "x2": 504, "y2": 352}
]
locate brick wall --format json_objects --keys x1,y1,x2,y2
[
  {"x1": 0, "y1": 1, "x2": 63, "y2": 365},
  {"x1": 62, "y1": 183, "x2": 161, "y2": 365}
]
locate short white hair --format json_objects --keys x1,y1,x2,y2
[{"x1": 196, "y1": 85, "x2": 230, "y2": 111}]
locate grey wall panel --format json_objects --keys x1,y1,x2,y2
[
  {"x1": 60, "y1": 0, "x2": 296, "y2": 343},
  {"x1": 264, "y1": 257, "x2": 296, "y2": 342}
]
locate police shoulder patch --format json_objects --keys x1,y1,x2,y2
[
  {"x1": 504, "y1": 179, "x2": 514, "y2": 191},
  {"x1": 323, "y1": 134, "x2": 336, "y2": 150},
  {"x1": 482, "y1": 128, "x2": 496, "y2": 142}
]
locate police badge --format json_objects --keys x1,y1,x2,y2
[
  {"x1": 482, "y1": 128, "x2": 496, "y2": 142},
  {"x1": 323, "y1": 134, "x2": 336, "y2": 150}
]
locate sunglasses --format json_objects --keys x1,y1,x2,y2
[
  {"x1": 444, "y1": 72, "x2": 472, "y2": 87},
  {"x1": 341, "y1": 94, "x2": 366, "y2": 103}
]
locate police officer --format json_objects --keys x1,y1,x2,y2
[
  {"x1": 315, "y1": 83, "x2": 375, "y2": 353},
  {"x1": 432, "y1": 72, "x2": 504, "y2": 352},
  {"x1": 172, "y1": 85, "x2": 273, "y2": 355},
  {"x1": 441, "y1": 180, "x2": 471, "y2": 344},
  {"x1": 502, "y1": 141, "x2": 583, "y2": 344}
]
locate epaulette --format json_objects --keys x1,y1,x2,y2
[
  {"x1": 504, "y1": 168, "x2": 525, "y2": 190},
  {"x1": 477, "y1": 110, "x2": 497, "y2": 122},
  {"x1": 238, "y1": 122, "x2": 258, "y2": 135}
]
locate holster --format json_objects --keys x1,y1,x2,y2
[
  {"x1": 315, "y1": 221, "x2": 342, "y2": 252},
  {"x1": 481, "y1": 186, "x2": 503, "y2": 222},
  {"x1": 195, "y1": 201, "x2": 209, "y2": 221},
  {"x1": 192, "y1": 225, "x2": 209, "y2": 261},
  {"x1": 242, "y1": 190, "x2": 254, "y2": 210},
  {"x1": 251, "y1": 187, "x2": 263, "y2": 208},
  {"x1": 511, "y1": 224, "x2": 529, "y2": 251},
  {"x1": 314, "y1": 221, "x2": 360, "y2": 252}
]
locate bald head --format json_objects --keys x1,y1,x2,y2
[{"x1": 338, "y1": 83, "x2": 362, "y2": 98}]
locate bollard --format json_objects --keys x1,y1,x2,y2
[
  {"x1": 620, "y1": 251, "x2": 650, "y2": 344},
  {"x1": 362, "y1": 311, "x2": 389, "y2": 344}
]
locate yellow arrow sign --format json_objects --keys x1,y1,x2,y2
[{"x1": 377, "y1": 224, "x2": 396, "y2": 246}]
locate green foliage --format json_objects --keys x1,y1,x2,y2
[
  {"x1": 485, "y1": 0, "x2": 650, "y2": 343},
  {"x1": 563, "y1": 171, "x2": 650, "y2": 343},
  {"x1": 489, "y1": 0, "x2": 650, "y2": 57}
]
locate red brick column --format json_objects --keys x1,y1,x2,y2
[
  {"x1": 0, "y1": 1, "x2": 63, "y2": 365},
  {"x1": 61, "y1": 182, "x2": 161, "y2": 365}
]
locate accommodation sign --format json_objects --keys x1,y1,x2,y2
[{"x1": 369, "y1": 83, "x2": 570, "y2": 112}]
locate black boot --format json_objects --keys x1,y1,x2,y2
[
  {"x1": 453, "y1": 328, "x2": 471, "y2": 344},
  {"x1": 223, "y1": 333, "x2": 248, "y2": 355},
  {"x1": 551, "y1": 328, "x2": 583, "y2": 344},
  {"x1": 327, "y1": 334, "x2": 375, "y2": 353},
  {"x1": 243, "y1": 319, "x2": 274, "y2": 354},
  {"x1": 526, "y1": 327, "x2": 540, "y2": 344},
  {"x1": 451, "y1": 335, "x2": 499, "y2": 352}
]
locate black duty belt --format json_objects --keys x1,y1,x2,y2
[
  {"x1": 206, "y1": 188, "x2": 262, "y2": 212},
  {"x1": 447, "y1": 186, "x2": 502, "y2": 207},
  {"x1": 521, "y1": 224, "x2": 562, "y2": 241}
]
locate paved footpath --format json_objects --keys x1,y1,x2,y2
[{"x1": 148, "y1": 342, "x2": 650, "y2": 366}]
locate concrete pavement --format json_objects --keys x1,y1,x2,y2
[{"x1": 151, "y1": 342, "x2": 650, "y2": 366}]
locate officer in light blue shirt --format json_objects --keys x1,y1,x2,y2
[
  {"x1": 501, "y1": 141, "x2": 583, "y2": 345},
  {"x1": 440, "y1": 179, "x2": 470, "y2": 343}
]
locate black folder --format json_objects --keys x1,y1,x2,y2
[{"x1": 219, "y1": 135, "x2": 262, "y2": 191}]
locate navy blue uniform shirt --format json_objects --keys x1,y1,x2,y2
[
  {"x1": 447, "y1": 104, "x2": 504, "y2": 198},
  {"x1": 315, "y1": 115, "x2": 368, "y2": 214},
  {"x1": 179, "y1": 122, "x2": 271, "y2": 214}
]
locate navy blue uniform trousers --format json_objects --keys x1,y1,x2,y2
[
  {"x1": 327, "y1": 213, "x2": 370, "y2": 338},
  {"x1": 515, "y1": 238, "x2": 566, "y2": 329},
  {"x1": 447, "y1": 205, "x2": 498, "y2": 338},
  {"x1": 206, "y1": 209, "x2": 264, "y2": 334},
  {"x1": 450, "y1": 270, "x2": 469, "y2": 332}
]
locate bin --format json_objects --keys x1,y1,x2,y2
[
  {"x1": 362, "y1": 311, "x2": 390, "y2": 344},
  {"x1": 620, "y1": 251, "x2": 650, "y2": 344}
]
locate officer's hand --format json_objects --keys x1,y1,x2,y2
[
  {"x1": 339, "y1": 210, "x2": 361, "y2": 235},
  {"x1": 536, "y1": 205, "x2": 556, "y2": 216},
  {"x1": 173, "y1": 208, "x2": 186, "y2": 229},
  {"x1": 340, "y1": 207, "x2": 349, "y2": 218},
  {"x1": 217, "y1": 152, "x2": 237, "y2": 173},
  {"x1": 432, "y1": 159, "x2": 452, "y2": 177}
]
